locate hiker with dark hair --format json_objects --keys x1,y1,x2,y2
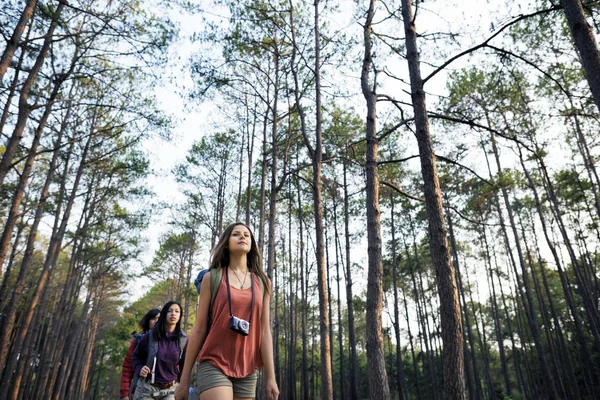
[
  {"x1": 175, "y1": 222, "x2": 279, "y2": 400},
  {"x1": 132, "y1": 301, "x2": 187, "y2": 400},
  {"x1": 120, "y1": 308, "x2": 160, "y2": 400}
]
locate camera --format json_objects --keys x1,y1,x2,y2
[{"x1": 230, "y1": 315, "x2": 250, "y2": 336}]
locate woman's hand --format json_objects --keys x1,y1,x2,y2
[
  {"x1": 266, "y1": 377, "x2": 279, "y2": 400},
  {"x1": 139, "y1": 365, "x2": 151, "y2": 378},
  {"x1": 174, "y1": 382, "x2": 189, "y2": 400}
]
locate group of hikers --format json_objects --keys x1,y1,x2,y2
[{"x1": 119, "y1": 223, "x2": 279, "y2": 400}]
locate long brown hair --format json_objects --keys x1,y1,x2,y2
[{"x1": 209, "y1": 222, "x2": 271, "y2": 296}]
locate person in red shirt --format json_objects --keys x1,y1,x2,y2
[
  {"x1": 120, "y1": 308, "x2": 160, "y2": 400},
  {"x1": 175, "y1": 222, "x2": 279, "y2": 400}
]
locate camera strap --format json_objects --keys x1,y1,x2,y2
[{"x1": 225, "y1": 267, "x2": 255, "y2": 324}]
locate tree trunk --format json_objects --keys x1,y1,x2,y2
[
  {"x1": 0, "y1": 1, "x2": 64, "y2": 189},
  {"x1": 297, "y1": 176, "x2": 309, "y2": 400},
  {"x1": 343, "y1": 157, "x2": 360, "y2": 400},
  {"x1": 311, "y1": 4, "x2": 332, "y2": 398},
  {"x1": 0, "y1": 129, "x2": 92, "y2": 398},
  {"x1": 0, "y1": 68, "x2": 71, "y2": 271},
  {"x1": 0, "y1": 0, "x2": 37, "y2": 84},
  {"x1": 258, "y1": 101, "x2": 269, "y2": 250},
  {"x1": 333, "y1": 204, "x2": 346, "y2": 400},
  {"x1": 446, "y1": 204, "x2": 480, "y2": 400},
  {"x1": 406, "y1": 226, "x2": 437, "y2": 400},
  {"x1": 399, "y1": 1, "x2": 465, "y2": 397},
  {"x1": 480, "y1": 226, "x2": 512, "y2": 398},
  {"x1": 487, "y1": 130, "x2": 560, "y2": 399},
  {"x1": 246, "y1": 97, "x2": 257, "y2": 225},
  {"x1": 267, "y1": 36, "x2": 279, "y2": 282},
  {"x1": 0, "y1": 18, "x2": 31, "y2": 136},
  {"x1": 518, "y1": 145, "x2": 599, "y2": 396},
  {"x1": 390, "y1": 196, "x2": 406, "y2": 400},
  {"x1": 361, "y1": 1, "x2": 391, "y2": 398},
  {"x1": 560, "y1": 0, "x2": 600, "y2": 112},
  {"x1": 401, "y1": 279, "x2": 423, "y2": 400},
  {"x1": 0, "y1": 99, "x2": 70, "y2": 372},
  {"x1": 325, "y1": 227, "x2": 336, "y2": 400}
]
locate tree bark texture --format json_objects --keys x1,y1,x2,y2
[
  {"x1": 0, "y1": 1, "x2": 64, "y2": 189},
  {"x1": 361, "y1": 1, "x2": 391, "y2": 399},
  {"x1": 400, "y1": 0, "x2": 466, "y2": 398},
  {"x1": 560, "y1": 0, "x2": 600, "y2": 112},
  {"x1": 0, "y1": 0, "x2": 37, "y2": 84}
]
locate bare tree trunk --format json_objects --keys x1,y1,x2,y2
[
  {"x1": 311, "y1": 4, "x2": 332, "y2": 397},
  {"x1": 560, "y1": 0, "x2": 600, "y2": 111},
  {"x1": 266, "y1": 36, "x2": 279, "y2": 282},
  {"x1": 236, "y1": 108, "x2": 246, "y2": 221},
  {"x1": 0, "y1": 19, "x2": 31, "y2": 136},
  {"x1": 361, "y1": 1, "x2": 390, "y2": 398},
  {"x1": 390, "y1": 196, "x2": 406, "y2": 400},
  {"x1": 0, "y1": 129, "x2": 92, "y2": 398},
  {"x1": 246, "y1": 96, "x2": 257, "y2": 225},
  {"x1": 527, "y1": 213, "x2": 584, "y2": 399},
  {"x1": 0, "y1": 215, "x2": 26, "y2": 311},
  {"x1": 518, "y1": 145, "x2": 599, "y2": 396},
  {"x1": 480, "y1": 227, "x2": 511, "y2": 398},
  {"x1": 333, "y1": 204, "x2": 346, "y2": 400},
  {"x1": 258, "y1": 101, "x2": 269, "y2": 250},
  {"x1": 0, "y1": 1, "x2": 64, "y2": 189},
  {"x1": 0, "y1": 100, "x2": 70, "y2": 371},
  {"x1": 343, "y1": 157, "x2": 360, "y2": 400},
  {"x1": 0, "y1": 65, "x2": 73, "y2": 271},
  {"x1": 297, "y1": 175, "x2": 309, "y2": 400},
  {"x1": 286, "y1": 196, "x2": 297, "y2": 400},
  {"x1": 405, "y1": 226, "x2": 437, "y2": 400},
  {"x1": 401, "y1": 279, "x2": 423, "y2": 400},
  {"x1": 36, "y1": 180, "x2": 96, "y2": 399},
  {"x1": 325, "y1": 227, "x2": 336, "y2": 400},
  {"x1": 399, "y1": 1, "x2": 465, "y2": 397},
  {"x1": 487, "y1": 130, "x2": 560, "y2": 398},
  {"x1": 0, "y1": 0, "x2": 37, "y2": 84},
  {"x1": 446, "y1": 204, "x2": 480, "y2": 400},
  {"x1": 288, "y1": 2, "x2": 333, "y2": 396}
]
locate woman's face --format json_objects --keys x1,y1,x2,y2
[
  {"x1": 149, "y1": 314, "x2": 160, "y2": 329},
  {"x1": 228, "y1": 225, "x2": 251, "y2": 255},
  {"x1": 166, "y1": 305, "x2": 181, "y2": 326}
]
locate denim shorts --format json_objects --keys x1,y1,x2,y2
[{"x1": 196, "y1": 361, "x2": 259, "y2": 398}]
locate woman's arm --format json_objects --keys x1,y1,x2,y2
[
  {"x1": 260, "y1": 280, "x2": 279, "y2": 400},
  {"x1": 174, "y1": 271, "x2": 212, "y2": 400},
  {"x1": 131, "y1": 333, "x2": 149, "y2": 377}
]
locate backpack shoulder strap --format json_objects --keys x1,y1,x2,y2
[
  {"x1": 178, "y1": 332, "x2": 187, "y2": 359},
  {"x1": 146, "y1": 329, "x2": 158, "y2": 367},
  {"x1": 209, "y1": 268, "x2": 222, "y2": 309},
  {"x1": 207, "y1": 268, "x2": 222, "y2": 327}
]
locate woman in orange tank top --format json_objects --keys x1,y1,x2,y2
[{"x1": 175, "y1": 223, "x2": 279, "y2": 400}]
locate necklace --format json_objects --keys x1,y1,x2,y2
[{"x1": 231, "y1": 267, "x2": 249, "y2": 289}]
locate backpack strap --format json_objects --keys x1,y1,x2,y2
[
  {"x1": 178, "y1": 332, "x2": 187, "y2": 359},
  {"x1": 209, "y1": 268, "x2": 222, "y2": 309},
  {"x1": 207, "y1": 268, "x2": 222, "y2": 328},
  {"x1": 146, "y1": 329, "x2": 158, "y2": 367}
]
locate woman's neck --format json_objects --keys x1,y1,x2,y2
[
  {"x1": 165, "y1": 324, "x2": 176, "y2": 333},
  {"x1": 229, "y1": 254, "x2": 248, "y2": 272}
]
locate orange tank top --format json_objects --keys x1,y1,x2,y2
[{"x1": 198, "y1": 271, "x2": 264, "y2": 378}]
